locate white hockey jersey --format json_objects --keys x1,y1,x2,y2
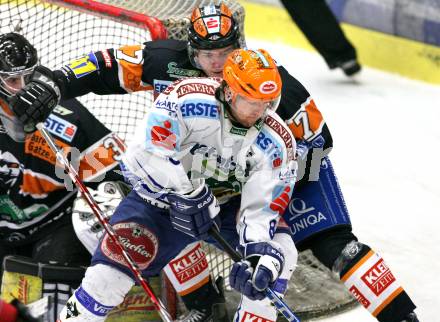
[{"x1": 123, "y1": 77, "x2": 297, "y2": 243}]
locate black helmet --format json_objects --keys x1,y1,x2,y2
[
  {"x1": 0, "y1": 33, "x2": 38, "y2": 99},
  {"x1": 187, "y1": 4, "x2": 240, "y2": 68}
]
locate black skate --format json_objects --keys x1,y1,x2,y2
[
  {"x1": 401, "y1": 312, "x2": 419, "y2": 322},
  {"x1": 176, "y1": 302, "x2": 229, "y2": 322}
]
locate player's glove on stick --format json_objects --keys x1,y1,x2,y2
[
  {"x1": 10, "y1": 65, "x2": 60, "y2": 133},
  {"x1": 229, "y1": 241, "x2": 285, "y2": 300},
  {"x1": 167, "y1": 185, "x2": 220, "y2": 240}
]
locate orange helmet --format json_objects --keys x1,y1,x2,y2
[{"x1": 223, "y1": 48, "x2": 282, "y2": 103}]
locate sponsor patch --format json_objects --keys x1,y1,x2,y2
[
  {"x1": 44, "y1": 114, "x2": 78, "y2": 142},
  {"x1": 25, "y1": 131, "x2": 69, "y2": 165},
  {"x1": 66, "y1": 52, "x2": 99, "y2": 78},
  {"x1": 101, "y1": 49, "x2": 112, "y2": 68},
  {"x1": 265, "y1": 115, "x2": 294, "y2": 160},
  {"x1": 180, "y1": 100, "x2": 219, "y2": 119},
  {"x1": 146, "y1": 114, "x2": 180, "y2": 152},
  {"x1": 349, "y1": 285, "x2": 371, "y2": 308},
  {"x1": 169, "y1": 243, "x2": 208, "y2": 284},
  {"x1": 100, "y1": 222, "x2": 158, "y2": 270},
  {"x1": 167, "y1": 62, "x2": 201, "y2": 78},
  {"x1": 259, "y1": 81, "x2": 277, "y2": 94},
  {"x1": 362, "y1": 258, "x2": 396, "y2": 296},
  {"x1": 151, "y1": 122, "x2": 177, "y2": 150},
  {"x1": 241, "y1": 311, "x2": 274, "y2": 322},
  {"x1": 75, "y1": 286, "x2": 113, "y2": 317},
  {"x1": 153, "y1": 79, "x2": 172, "y2": 95},
  {"x1": 176, "y1": 82, "x2": 216, "y2": 98},
  {"x1": 269, "y1": 185, "x2": 291, "y2": 215},
  {"x1": 203, "y1": 16, "x2": 220, "y2": 33},
  {"x1": 255, "y1": 130, "x2": 283, "y2": 168}
]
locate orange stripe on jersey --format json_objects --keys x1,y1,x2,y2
[
  {"x1": 0, "y1": 99, "x2": 14, "y2": 117},
  {"x1": 25, "y1": 131, "x2": 70, "y2": 165},
  {"x1": 178, "y1": 276, "x2": 210, "y2": 296},
  {"x1": 79, "y1": 133, "x2": 126, "y2": 181},
  {"x1": 116, "y1": 45, "x2": 153, "y2": 92},
  {"x1": 286, "y1": 97, "x2": 325, "y2": 141},
  {"x1": 20, "y1": 171, "x2": 64, "y2": 197},
  {"x1": 341, "y1": 250, "x2": 375, "y2": 282},
  {"x1": 372, "y1": 287, "x2": 404, "y2": 317}
]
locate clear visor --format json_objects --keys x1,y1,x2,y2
[
  {"x1": 0, "y1": 66, "x2": 36, "y2": 97},
  {"x1": 236, "y1": 93, "x2": 281, "y2": 112}
]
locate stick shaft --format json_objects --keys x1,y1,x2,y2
[
  {"x1": 209, "y1": 228, "x2": 301, "y2": 322},
  {"x1": 36, "y1": 123, "x2": 173, "y2": 322}
]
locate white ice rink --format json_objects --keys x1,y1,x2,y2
[{"x1": 247, "y1": 39, "x2": 440, "y2": 321}]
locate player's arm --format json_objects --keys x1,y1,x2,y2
[
  {"x1": 277, "y1": 66, "x2": 333, "y2": 183},
  {"x1": 55, "y1": 45, "x2": 153, "y2": 99},
  {"x1": 230, "y1": 119, "x2": 297, "y2": 300},
  {"x1": 10, "y1": 44, "x2": 153, "y2": 131}
]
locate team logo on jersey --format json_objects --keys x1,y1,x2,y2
[
  {"x1": 101, "y1": 222, "x2": 158, "y2": 270},
  {"x1": 66, "y1": 52, "x2": 99, "y2": 78},
  {"x1": 44, "y1": 114, "x2": 77, "y2": 142},
  {"x1": 166, "y1": 62, "x2": 201, "y2": 78}
]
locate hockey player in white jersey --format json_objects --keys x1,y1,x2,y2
[{"x1": 57, "y1": 48, "x2": 298, "y2": 321}]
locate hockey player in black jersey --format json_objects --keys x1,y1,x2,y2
[
  {"x1": 0, "y1": 32, "x2": 126, "y2": 321},
  {"x1": 9, "y1": 4, "x2": 418, "y2": 322}
]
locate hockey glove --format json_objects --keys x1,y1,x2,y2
[
  {"x1": 167, "y1": 185, "x2": 220, "y2": 240},
  {"x1": 229, "y1": 241, "x2": 285, "y2": 300},
  {"x1": 10, "y1": 65, "x2": 60, "y2": 133}
]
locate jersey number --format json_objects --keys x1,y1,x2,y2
[
  {"x1": 115, "y1": 49, "x2": 143, "y2": 64},
  {"x1": 293, "y1": 111, "x2": 314, "y2": 140}
]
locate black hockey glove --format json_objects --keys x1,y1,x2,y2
[
  {"x1": 10, "y1": 65, "x2": 60, "y2": 133},
  {"x1": 167, "y1": 185, "x2": 220, "y2": 240}
]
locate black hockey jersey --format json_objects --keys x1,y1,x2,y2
[
  {"x1": 0, "y1": 98, "x2": 125, "y2": 245},
  {"x1": 53, "y1": 39, "x2": 332, "y2": 183}
]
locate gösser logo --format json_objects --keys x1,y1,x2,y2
[{"x1": 259, "y1": 81, "x2": 277, "y2": 94}]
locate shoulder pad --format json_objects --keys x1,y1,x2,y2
[{"x1": 143, "y1": 39, "x2": 187, "y2": 52}]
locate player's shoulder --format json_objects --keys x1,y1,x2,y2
[
  {"x1": 166, "y1": 77, "x2": 222, "y2": 98},
  {"x1": 144, "y1": 39, "x2": 187, "y2": 52},
  {"x1": 143, "y1": 39, "x2": 190, "y2": 63},
  {"x1": 262, "y1": 111, "x2": 295, "y2": 149},
  {"x1": 45, "y1": 98, "x2": 107, "y2": 144}
]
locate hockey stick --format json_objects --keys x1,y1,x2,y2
[
  {"x1": 35, "y1": 123, "x2": 174, "y2": 322},
  {"x1": 209, "y1": 227, "x2": 301, "y2": 322}
]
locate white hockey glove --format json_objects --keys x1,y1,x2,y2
[
  {"x1": 229, "y1": 241, "x2": 285, "y2": 300},
  {"x1": 72, "y1": 181, "x2": 128, "y2": 254}
]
